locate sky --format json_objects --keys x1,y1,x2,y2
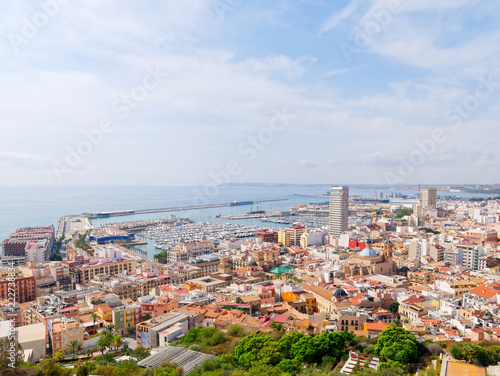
[{"x1": 0, "y1": 0, "x2": 499, "y2": 187}]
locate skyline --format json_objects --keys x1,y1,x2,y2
[{"x1": 1, "y1": 0, "x2": 499, "y2": 186}]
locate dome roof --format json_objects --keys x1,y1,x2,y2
[
  {"x1": 360, "y1": 248, "x2": 378, "y2": 257},
  {"x1": 248, "y1": 260, "x2": 258, "y2": 267},
  {"x1": 399, "y1": 266, "x2": 409, "y2": 273},
  {"x1": 384, "y1": 240, "x2": 392, "y2": 244},
  {"x1": 333, "y1": 288, "x2": 348, "y2": 297}
]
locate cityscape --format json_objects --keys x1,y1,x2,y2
[
  {"x1": 1, "y1": 1, "x2": 500, "y2": 376},
  {"x1": 2, "y1": 185, "x2": 500, "y2": 376}
]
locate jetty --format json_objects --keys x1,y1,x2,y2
[{"x1": 83, "y1": 199, "x2": 288, "y2": 219}]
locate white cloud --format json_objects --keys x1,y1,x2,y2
[{"x1": 300, "y1": 159, "x2": 319, "y2": 168}]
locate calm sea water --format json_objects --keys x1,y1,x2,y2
[{"x1": 0, "y1": 185, "x2": 487, "y2": 243}]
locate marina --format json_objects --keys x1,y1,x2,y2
[{"x1": 138, "y1": 222, "x2": 261, "y2": 251}]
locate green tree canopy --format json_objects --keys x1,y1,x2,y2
[
  {"x1": 388, "y1": 301, "x2": 400, "y2": 314},
  {"x1": 374, "y1": 326, "x2": 419, "y2": 364},
  {"x1": 234, "y1": 334, "x2": 282, "y2": 368}
]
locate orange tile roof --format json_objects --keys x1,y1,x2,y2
[
  {"x1": 469, "y1": 285, "x2": 498, "y2": 299},
  {"x1": 365, "y1": 321, "x2": 390, "y2": 332}
]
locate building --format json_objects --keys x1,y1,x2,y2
[
  {"x1": 77, "y1": 258, "x2": 137, "y2": 284},
  {"x1": 337, "y1": 308, "x2": 367, "y2": 332},
  {"x1": 342, "y1": 242, "x2": 396, "y2": 277},
  {"x1": 299, "y1": 283, "x2": 335, "y2": 313},
  {"x1": 466, "y1": 228, "x2": 498, "y2": 243},
  {"x1": 137, "y1": 312, "x2": 189, "y2": 348},
  {"x1": 277, "y1": 230, "x2": 291, "y2": 247},
  {"x1": 167, "y1": 239, "x2": 215, "y2": 263},
  {"x1": 444, "y1": 248, "x2": 464, "y2": 265},
  {"x1": 20, "y1": 262, "x2": 72, "y2": 296},
  {"x1": 420, "y1": 188, "x2": 437, "y2": 212},
  {"x1": 2, "y1": 226, "x2": 55, "y2": 261},
  {"x1": 281, "y1": 224, "x2": 306, "y2": 247},
  {"x1": 112, "y1": 303, "x2": 142, "y2": 335},
  {"x1": 255, "y1": 229, "x2": 278, "y2": 243},
  {"x1": 186, "y1": 276, "x2": 228, "y2": 293},
  {"x1": 0, "y1": 322, "x2": 46, "y2": 364},
  {"x1": 114, "y1": 270, "x2": 170, "y2": 297},
  {"x1": 408, "y1": 270, "x2": 434, "y2": 286},
  {"x1": 0, "y1": 275, "x2": 36, "y2": 303},
  {"x1": 462, "y1": 246, "x2": 487, "y2": 270},
  {"x1": 329, "y1": 186, "x2": 349, "y2": 238},
  {"x1": 89, "y1": 276, "x2": 138, "y2": 300},
  {"x1": 0, "y1": 305, "x2": 23, "y2": 327},
  {"x1": 300, "y1": 227, "x2": 328, "y2": 248},
  {"x1": 186, "y1": 255, "x2": 220, "y2": 276},
  {"x1": 429, "y1": 245, "x2": 445, "y2": 262},
  {"x1": 50, "y1": 317, "x2": 84, "y2": 354}
]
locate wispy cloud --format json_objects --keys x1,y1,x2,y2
[{"x1": 319, "y1": 0, "x2": 359, "y2": 35}]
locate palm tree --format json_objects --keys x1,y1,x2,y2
[
  {"x1": 68, "y1": 340, "x2": 80, "y2": 355},
  {"x1": 104, "y1": 324, "x2": 116, "y2": 334},
  {"x1": 52, "y1": 349, "x2": 65, "y2": 361},
  {"x1": 142, "y1": 312, "x2": 152, "y2": 321},
  {"x1": 97, "y1": 336, "x2": 109, "y2": 355},
  {"x1": 112, "y1": 335, "x2": 123, "y2": 353},
  {"x1": 91, "y1": 312, "x2": 99, "y2": 330}
]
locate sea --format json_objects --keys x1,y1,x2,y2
[{"x1": 0, "y1": 185, "x2": 488, "y2": 257}]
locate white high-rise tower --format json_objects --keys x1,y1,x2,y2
[{"x1": 329, "y1": 186, "x2": 349, "y2": 238}]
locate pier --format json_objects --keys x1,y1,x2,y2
[{"x1": 83, "y1": 199, "x2": 288, "y2": 219}]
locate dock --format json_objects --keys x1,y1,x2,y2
[{"x1": 83, "y1": 199, "x2": 288, "y2": 219}]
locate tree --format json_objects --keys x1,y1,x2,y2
[
  {"x1": 104, "y1": 324, "x2": 116, "y2": 334},
  {"x1": 248, "y1": 364, "x2": 281, "y2": 376},
  {"x1": 374, "y1": 325, "x2": 419, "y2": 364},
  {"x1": 227, "y1": 324, "x2": 246, "y2": 337},
  {"x1": 132, "y1": 347, "x2": 151, "y2": 360},
  {"x1": 143, "y1": 312, "x2": 152, "y2": 321},
  {"x1": 388, "y1": 301, "x2": 400, "y2": 314},
  {"x1": 98, "y1": 335, "x2": 112, "y2": 355},
  {"x1": 0, "y1": 337, "x2": 24, "y2": 367},
  {"x1": 96, "y1": 365, "x2": 116, "y2": 376},
  {"x1": 68, "y1": 340, "x2": 81, "y2": 355},
  {"x1": 278, "y1": 331, "x2": 304, "y2": 359},
  {"x1": 91, "y1": 312, "x2": 99, "y2": 328},
  {"x1": 450, "y1": 343, "x2": 498, "y2": 366},
  {"x1": 269, "y1": 320, "x2": 284, "y2": 332},
  {"x1": 234, "y1": 334, "x2": 281, "y2": 368},
  {"x1": 292, "y1": 331, "x2": 355, "y2": 365},
  {"x1": 75, "y1": 362, "x2": 96, "y2": 376},
  {"x1": 112, "y1": 335, "x2": 123, "y2": 353},
  {"x1": 52, "y1": 349, "x2": 65, "y2": 361},
  {"x1": 153, "y1": 250, "x2": 168, "y2": 264},
  {"x1": 37, "y1": 357, "x2": 71, "y2": 376},
  {"x1": 112, "y1": 359, "x2": 141, "y2": 376}
]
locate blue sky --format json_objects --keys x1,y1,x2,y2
[{"x1": 0, "y1": 0, "x2": 498, "y2": 186}]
